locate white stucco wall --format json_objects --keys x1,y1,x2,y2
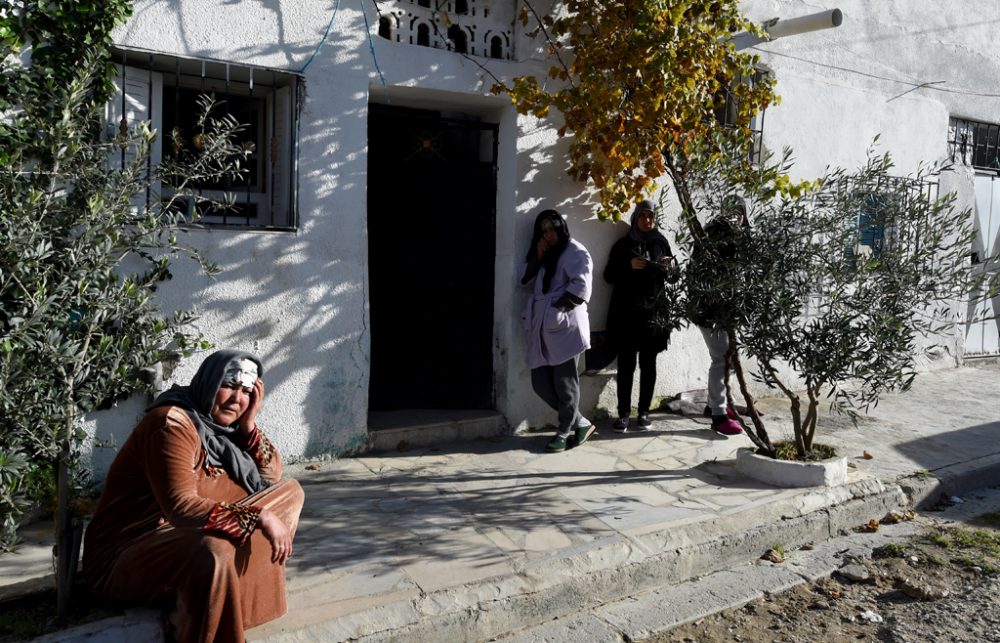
[{"x1": 83, "y1": 0, "x2": 1000, "y2": 479}]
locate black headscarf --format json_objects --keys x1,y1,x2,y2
[
  {"x1": 148, "y1": 349, "x2": 268, "y2": 494},
  {"x1": 526, "y1": 209, "x2": 571, "y2": 293},
  {"x1": 627, "y1": 199, "x2": 670, "y2": 264}
]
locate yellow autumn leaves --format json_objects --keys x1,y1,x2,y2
[{"x1": 495, "y1": 0, "x2": 779, "y2": 219}]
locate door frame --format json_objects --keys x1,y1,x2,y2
[{"x1": 364, "y1": 87, "x2": 518, "y2": 421}]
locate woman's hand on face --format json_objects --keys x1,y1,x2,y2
[
  {"x1": 630, "y1": 257, "x2": 649, "y2": 270},
  {"x1": 536, "y1": 238, "x2": 550, "y2": 260},
  {"x1": 239, "y1": 378, "x2": 265, "y2": 435},
  {"x1": 258, "y1": 508, "x2": 293, "y2": 564}
]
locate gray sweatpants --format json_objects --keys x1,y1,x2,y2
[
  {"x1": 531, "y1": 356, "x2": 590, "y2": 437},
  {"x1": 699, "y1": 326, "x2": 730, "y2": 416}
]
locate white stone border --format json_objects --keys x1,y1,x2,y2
[{"x1": 736, "y1": 446, "x2": 848, "y2": 488}]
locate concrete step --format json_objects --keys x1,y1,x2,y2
[
  {"x1": 248, "y1": 476, "x2": 908, "y2": 642},
  {"x1": 367, "y1": 409, "x2": 508, "y2": 452},
  {"x1": 497, "y1": 484, "x2": 1000, "y2": 642}
]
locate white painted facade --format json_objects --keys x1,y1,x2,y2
[{"x1": 84, "y1": 0, "x2": 1000, "y2": 479}]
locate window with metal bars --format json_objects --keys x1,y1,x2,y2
[
  {"x1": 949, "y1": 117, "x2": 1000, "y2": 172},
  {"x1": 827, "y1": 176, "x2": 939, "y2": 270},
  {"x1": 107, "y1": 48, "x2": 300, "y2": 230},
  {"x1": 714, "y1": 70, "x2": 767, "y2": 165}
]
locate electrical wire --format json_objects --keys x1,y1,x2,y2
[
  {"x1": 360, "y1": 0, "x2": 387, "y2": 90},
  {"x1": 300, "y1": 0, "x2": 342, "y2": 73},
  {"x1": 751, "y1": 46, "x2": 1000, "y2": 99}
]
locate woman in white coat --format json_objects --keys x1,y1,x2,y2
[{"x1": 520, "y1": 209, "x2": 596, "y2": 452}]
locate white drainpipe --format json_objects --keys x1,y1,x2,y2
[{"x1": 732, "y1": 8, "x2": 843, "y2": 50}]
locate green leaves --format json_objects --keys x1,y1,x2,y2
[
  {"x1": 0, "y1": 1, "x2": 248, "y2": 550},
  {"x1": 678, "y1": 142, "x2": 974, "y2": 456}
]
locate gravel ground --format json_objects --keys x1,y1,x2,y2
[{"x1": 648, "y1": 504, "x2": 1000, "y2": 643}]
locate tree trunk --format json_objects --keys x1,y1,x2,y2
[
  {"x1": 759, "y1": 362, "x2": 805, "y2": 459},
  {"x1": 55, "y1": 425, "x2": 78, "y2": 624},
  {"x1": 802, "y1": 384, "x2": 821, "y2": 454},
  {"x1": 726, "y1": 329, "x2": 775, "y2": 456},
  {"x1": 665, "y1": 154, "x2": 705, "y2": 237}
]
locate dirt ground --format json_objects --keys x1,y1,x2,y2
[{"x1": 647, "y1": 506, "x2": 1000, "y2": 643}]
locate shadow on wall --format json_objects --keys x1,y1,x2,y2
[
  {"x1": 87, "y1": 11, "x2": 378, "y2": 471},
  {"x1": 90, "y1": 4, "x2": 658, "y2": 468}
]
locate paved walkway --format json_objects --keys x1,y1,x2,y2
[{"x1": 4, "y1": 363, "x2": 999, "y2": 642}]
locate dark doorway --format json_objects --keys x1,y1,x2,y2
[{"x1": 367, "y1": 104, "x2": 498, "y2": 411}]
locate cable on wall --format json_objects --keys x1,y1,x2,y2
[{"x1": 300, "y1": 0, "x2": 342, "y2": 73}]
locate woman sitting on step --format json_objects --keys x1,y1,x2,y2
[{"x1": 83, "y1": 350, "x2": 305, "y2": 643}]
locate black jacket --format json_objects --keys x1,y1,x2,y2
[{"x1": 604, "y1": 233, "x2": 675, "y2": 352}]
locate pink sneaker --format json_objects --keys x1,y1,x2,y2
[{"x1": 711, "y1": 415, "x2": 743, "y2": 436}]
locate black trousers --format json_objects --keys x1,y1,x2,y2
[{"x1": 616, "y1": 347, "x2": 659, "y2": 417}]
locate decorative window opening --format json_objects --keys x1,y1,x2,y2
[
  {"x1": 386, "y1": 0, "x2": 511, "y2": 59},
  {"x1": 108, "y1": 48, "x2": 299, "y2": 230},
  {"x1": 950, "y1": 117, "x2": 1000, "y2": 172},
  {"x1": 490, "y1": 35, "x2": 503, "y2": 59},
  {"x1": 448, "y1": 25, "x2": 468, "y2": 54},
  {"x1": 378, "y1": 16, "x2": 393, "y2": 40}
]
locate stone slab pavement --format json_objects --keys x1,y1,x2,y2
[{"x1": 4, "y1": 363, "x2": 999, "y2": 642}]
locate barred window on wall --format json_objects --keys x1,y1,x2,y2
[
  {"x1": 949, "y1": 117, "x2": 1000, "y2": 173},
  {"x1": 715, "y1": 70, "x2": 768, "y2": 165},
  {"x1": 108, "y1": 48, "x2": 300, "y2": 230}
]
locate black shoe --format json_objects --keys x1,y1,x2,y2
[
  {"x1": 636, "y1": 413, "x2": 652, "y2": 430},
  {"x1": 612, "y1": 417, "x2": 630, "y2": 433}
]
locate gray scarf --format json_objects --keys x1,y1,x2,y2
[{"x1": 149, "y1": 349, "x2": 268, "y2": 494}]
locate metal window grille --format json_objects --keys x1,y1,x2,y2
[
  {"x1": 949, "y1": 117, "x2": 1000, "y2": 172},
  {"x1": 827, "y1": 174, "x2": 939, "y2": 259},
  {"x1": 110, "y1": 47, "x2": 300, "y2": 231},
  {"x1": 716, "y1": 70, "x2": 767, "y2": 165},
  {"x1": 802, "y1": 175, "x2": 939, "y2": 314}
]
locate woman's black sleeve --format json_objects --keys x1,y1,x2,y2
[
  {"x1": 603, "y1": 239, "x2": 628, "y2": 284},
  {"x1": 521, "y1": 257, "x2": 542, "y2": 285}
]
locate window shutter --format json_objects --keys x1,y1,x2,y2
[
  {"x1": 269, "y1": 85, "x2": 294, "y2": 227},
  {"x1": 107, "y1": 64, "x2": 163, "y2": 209}
]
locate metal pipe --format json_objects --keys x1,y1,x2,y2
[
  {"x1": 732, "y1": 9, "x2": 843, "y2": 50},
  {"x1": 765, "y1": 8, "x2": 842, "y2": 39}
]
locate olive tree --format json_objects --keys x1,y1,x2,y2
[
  {"x1": 676, "y1": 144, "x2": 975, "y2": 459},
  {"x1": 0, "y1": 1, "x2": 250, "y2": 618}
]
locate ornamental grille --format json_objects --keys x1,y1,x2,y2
[{"x1": 376, "y1": 0, "x2": 515, "y2": 60}]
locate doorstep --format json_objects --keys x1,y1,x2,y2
[{"x1": 367, "y1": 409, "x2": 508, "y2": 452}]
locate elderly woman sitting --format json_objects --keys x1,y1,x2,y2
[{"x1": 83, "y1": 350, "x2": 305, "y2": 643}]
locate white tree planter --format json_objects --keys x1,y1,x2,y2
[{"x1": 736, "y1": 446, "x2": 847, "y2": 488}]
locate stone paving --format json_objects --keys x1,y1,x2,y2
[
  {"x1": 247, "y1": 363, "x2": 1000, "y2": 641},
  {"x1": 2, "y1": 363, "x2": 998, "y2": 642}
]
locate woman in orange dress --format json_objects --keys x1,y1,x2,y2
[{"x1": 83, "y1": 350, "x2": 305, "y2": 643}]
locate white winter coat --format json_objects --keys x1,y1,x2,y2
[{"x1": 520, "y1": 239, "x2": 593, "y2": 369}]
